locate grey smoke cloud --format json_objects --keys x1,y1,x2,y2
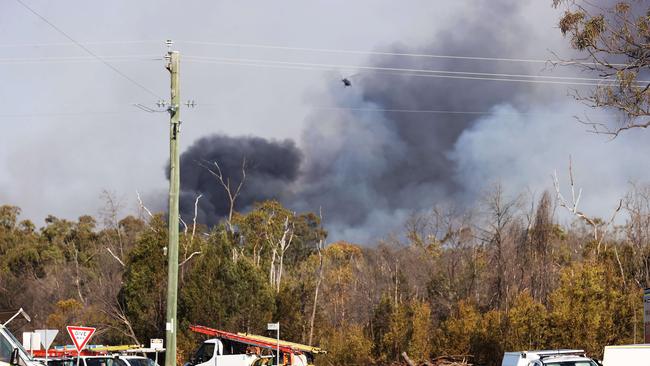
[{"x1": 175, "y1": 0, "x2": 586, "y2": 242}]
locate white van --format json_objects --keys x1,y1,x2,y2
[
  {"x1": 602, "y1": 344, "x2": 650, "y2": 366},
  {"x1": 501, "y1": 350, "x2": 599, "y2": 366}
]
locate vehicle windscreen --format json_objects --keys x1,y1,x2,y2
[
  {"x1": 125, "y1": 358, "x2": 156, "y2": 366},
  {"x1": 545, "y1": 362, "x2": 598, "y2": 366},
  {"x1": 85, "y1": 358, "x2": 118, "y2": 366},
  {"x1": 193, "y1": 343, "x2": 215, "y2": 364},
  {"x1": 48, "y1": 360, "x2": 76, "y2": 366},
  {"x1": 1, "y1": 326, "x2": 31, "y2": 361}
]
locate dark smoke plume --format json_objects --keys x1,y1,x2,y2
[
  {"x1": 175, "y1": 135, "x2": 301, "y2": 225},
  {"x1": 175, "y1": 0, "x2": 567, "y2": 241}
]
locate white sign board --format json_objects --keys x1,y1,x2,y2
[
  {"x1": 66, "y1": 326, "x2": 96, "y2": 352},
  {"x1": 35, "y1": 329, "x2": 58, "y2": 350},
  {"x1": 267, "y1": 322, "x2": 279, "y2": 331},
  {"x1": 22, "y1": 332, "x2": 41, "y2": 351},
  {"x1": 150, "y1": 338, "x2": 163, "y2": 350}
]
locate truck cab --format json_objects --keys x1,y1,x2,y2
[
  {"x1": 0, "y1": 325, "x2": 42, "y2": 366},
  {"x1": 189, "y1": 339, "x2": 259, "y2": 366},
  {"x1": 502, "y1": 350, "x2": 599, "y2": 366}
]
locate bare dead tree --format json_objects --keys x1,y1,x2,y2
[
  {"x1": 308, "y1": 209, "x2": 325, "y2": 346},
  {"x1": 204, "y1": 158, "x2": 246, "y2": 233},
  {"x1": 623, "y1": 183, "x2": 650, "y2": 286},
  {"x1": 99, "y1": 190, "x2": 125, "y2": 258},
  {"x1": 552, "y1": 158, "x2": 622, "y2": 254},
  {"x1": 68, "y1": 241, "x2": 85, "y2": 304},
  {"x1": 135, "y1": 190, "x2": 158, "y2": 233},
  {"x1": 477, "y1": 184, "x2": 520, "y2": 310},
  {"x1": 275, "y1": 215, "x2": 295, "y2": 292},
  {"x1": 553, "y1": 0, "x2": 650, "y2": 136},
  {"x1": 181, "y1": 194, "x2": 203, "y2": 268}
]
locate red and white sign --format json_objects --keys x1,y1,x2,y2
[{"x1": 66, "y1": 326, "x2": 96, "y2": 352}]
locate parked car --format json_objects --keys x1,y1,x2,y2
[
  {"x1": 34, "y1": 357, "x2": 75, "y2": 366},
  {"x1": 501, "y1": 350, "x2": 599, "y2": 366}
]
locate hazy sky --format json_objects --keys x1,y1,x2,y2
[{"x1": 2, "y1": 0, "x2": 647, "y2": 242}]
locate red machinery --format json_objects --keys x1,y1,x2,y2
[{"x1": 189, "y1": 325, "x2": 296, "y2": 354}]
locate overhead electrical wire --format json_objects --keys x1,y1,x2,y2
[
  {"x1": 184, "y1": 56, "x2": 641, "y2": 87},
  {"x1": 176, "y1": 40, "x2": 629, "y2": 67},
  {"x1": 0, "y1": 40, "x2": 160, "y2": 48},
  {"x1": 5, "y1": 53, "x2": 630, "y2": 86},
  {"x1": 0, "y1": 38, "x2": 628, "y2": 68},
  {"x1": 12, "y1": 0, "x2": 163, "y2": 99},
  {"x1": 185, "y1": 55, "x2": 623, "y2": 82},
  {"x1": 193, "y1": 104, "x2": 588, "y2": 117},
  {"x1": 0, "y1": 55, "x2": 162, "y2": 64},
  {"x1": 0, "y1": 102, "x2": 605, "y2": 119}
]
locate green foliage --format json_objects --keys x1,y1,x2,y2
[
  {"x1": 407, "y1": 300, "x2": 432, "y2": 362},
  {"x1": 179, "y1": 234, "x2": 275, "y2": 333},
  {"x1": 320, "y1": 324, "x2": 372, "y2": 366},
  {"x1": 2, "y1": 195, "x2": 650, "y2": 366},
  {"x1": 121, "y1": 215, "x2": 168, "y2": 341},
  {"x1": 506, "y1": 291, "x2": 547, "y2": 351}
]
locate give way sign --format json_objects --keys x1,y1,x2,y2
[{"x1": 66, "y1": 326, "x2": 96, "y2": 352}]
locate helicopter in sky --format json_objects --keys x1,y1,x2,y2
[{"x1": 340, "y1": 72, "x2": 358, "y2": 87}]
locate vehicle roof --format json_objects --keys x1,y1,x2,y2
[
  {"x1": 541, "y1": 356, "x2": 592, "y2": 362},
  {"x1": 604, "y1": 344, "x2": 650, "y2": 349}
]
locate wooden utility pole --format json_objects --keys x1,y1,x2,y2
[{"x1": 164, "y1": 42, "x2": 180, "y2": 366}]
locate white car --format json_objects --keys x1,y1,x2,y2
[{"x1": 501, "y1": 350, "x2": 599, "y2": 366}]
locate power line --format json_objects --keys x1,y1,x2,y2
[
  {"x1": 185, "y1": 55, "x2": 629, "y2": 83},
  {"x1": 0, "y1": 110, "x2": 136, "y2": 118},
  {"x1": 7, "y1": 53, "x2": 635, "y2": 86},
  {"x1": 0, "y1": 40, "x2": 160, "y2": 48},
  {"x1": 184, "y1": 56, "x2": 639, "y2": 87},
  {"x1": 13, "y1": 0, "x2": 163, "y2": 99},
  {"x1": 1, "y1": 102, "x2": 601, "y2": 119},
  {"x1": 189, "y1": 103, "x2": 612, "y2": 118},
  {"x1": 7, "y1": 52, "x2": 620, "y2": 86},
  {"x1": 177, "y1": 40, "x2": 629, "y2": 67},
  {"x1": 0, "y1": 38, "x2": 628, "y2": 68},
  {"x1": 0, "y1": 55, "x2": 162, "y2": 64}
]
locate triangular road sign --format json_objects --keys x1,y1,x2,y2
[
  {"x1": 35, "y1": 329, "x2": 58, "y2": 349},
  {"x1": 66, "y1": 326, "x2": 95, "y2": 352}
]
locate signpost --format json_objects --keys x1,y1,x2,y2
[
  {"x1": 150, "y1": 338, "x2": 164, "y2": 365},
  {"x1": 66, "y1": 326, "x2": 96, "y2": 366},
  {"x1": 267, "y1": 323, "x2": 280, "y2": 366},
  {"x1": 35, "y1": 329, "x2": 58, "y2": 364}
]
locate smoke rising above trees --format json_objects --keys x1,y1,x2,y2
[{"x1": 174, "y1": 0, "x2": 650, "y2": 242}]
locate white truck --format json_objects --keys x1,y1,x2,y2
[
  {"x1": 602, "y1": 344, "x2": 650, "y2": 366},
  {"x1": 0, "y1": 310, "x2": 43, "y2": 366},
  {"x1": 501, "y1": 350, "x2": 599, "y2": 366},
  {"x1": 189, "y1": 339, "x2": 259, "y2": 366}
]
